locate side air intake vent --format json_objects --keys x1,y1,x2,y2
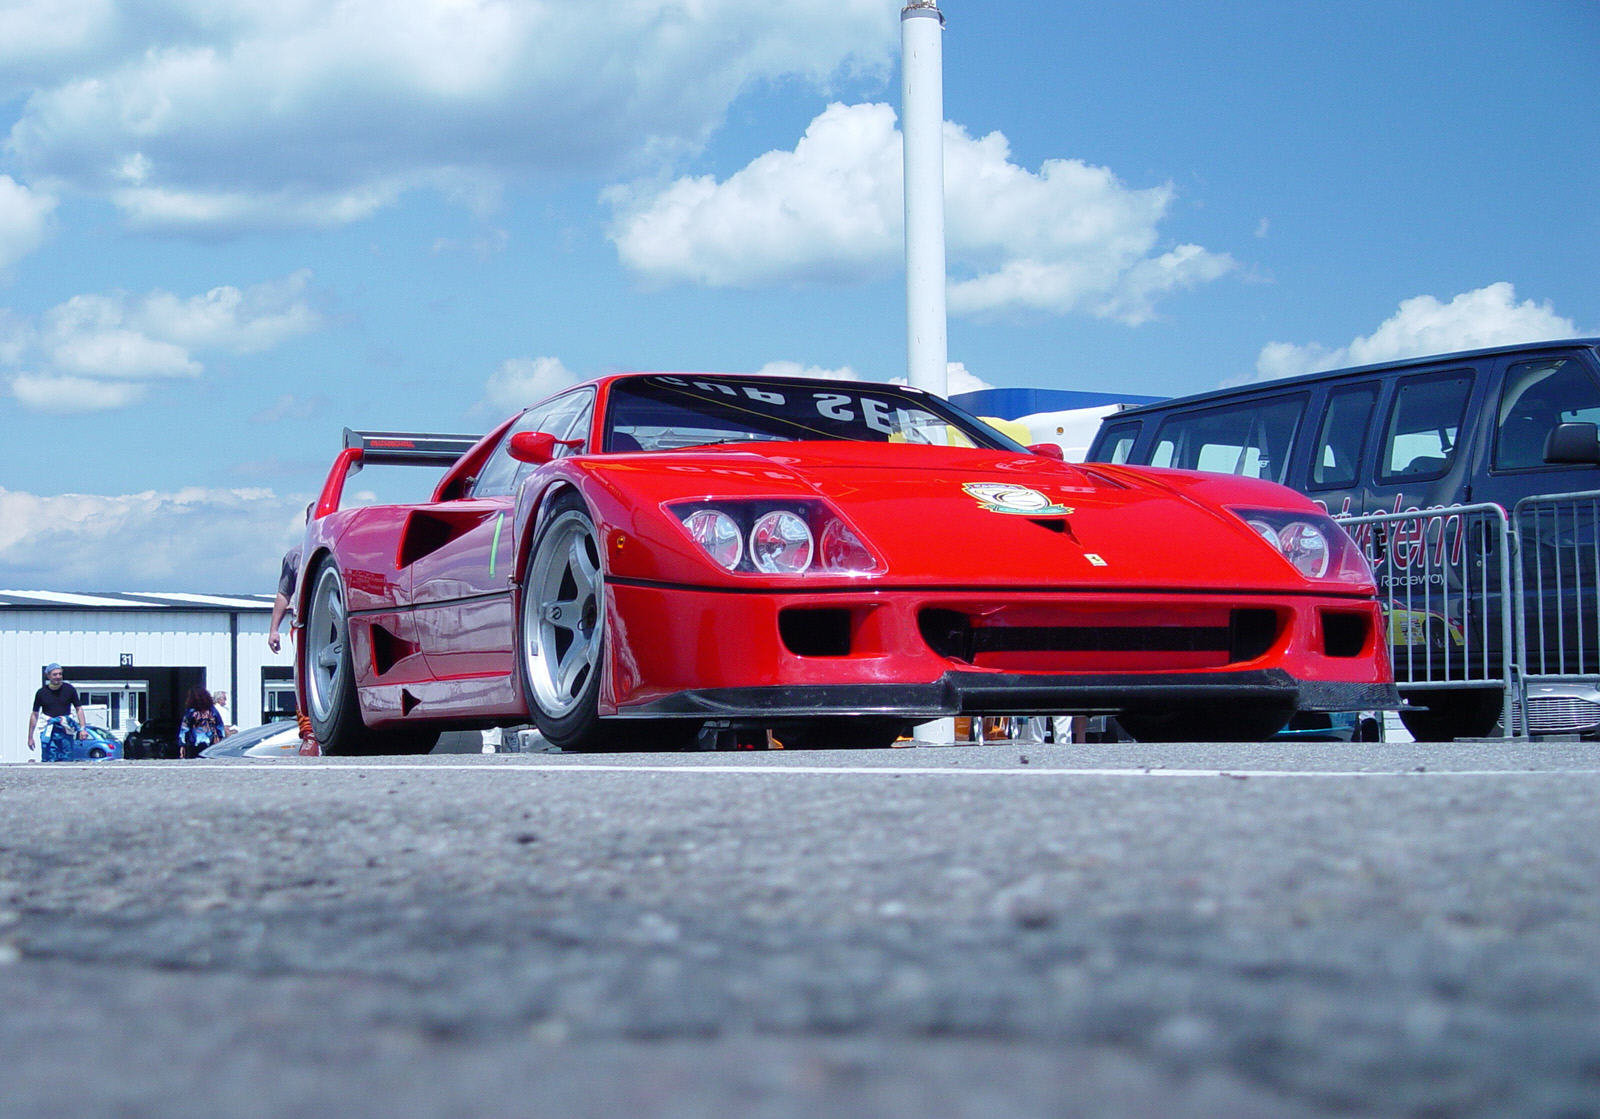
[{"x1": 370, "y1": 624, "x2": 421, "y2": 676}]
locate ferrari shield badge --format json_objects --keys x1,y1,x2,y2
[{"x1": 962, "y1": 482, "x2": 1072, "y2": 517}]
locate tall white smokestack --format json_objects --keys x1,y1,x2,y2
[{"x1": 901, "y1": 1, "x2": 947, "y2": 396}]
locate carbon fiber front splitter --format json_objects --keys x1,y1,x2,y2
[{"x1": 611, "y1": 670, "x2": 1401, "y2": 720}]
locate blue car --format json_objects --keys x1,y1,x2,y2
[{"x1": 39, "y1": 717, "x2": 123, "y2": 762}]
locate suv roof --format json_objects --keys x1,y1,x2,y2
[{"x1": 1109, "y1": 338, "x2": 1600, "y2": 420}]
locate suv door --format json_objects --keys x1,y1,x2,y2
[
  {"x1": 1479, "y1": 350, "x2": 1600, "y2": 686},
  {"x1": 1360, "y1": 364, "x2": 1511, "y2": 735},
  {"x1": 1477, "y1": 350, "x2": 1600, "y2": 509},
  {"x1": 1301, "y1": 380, "x2": 1382, "y2": 517},
  {"x1": 1368, "y1": 367, "x2": 1479, "y2": 514}
]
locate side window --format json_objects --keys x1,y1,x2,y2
[
  {"x1": 1091, "y1": 421, "x2": 1141, "y2": 464},
  {"x1": 1150, "y1": 433, "x2": 1175, "y2": 469},
  {"x1": 1378, "y1": 371, "x2": 1473, "y2": 483},
  {"x1": 1309, "y1": 383, "x2": 1379, "y2": 490},
  {"x1": 472, "y1": 389, "x2": 598, "y2": 498},
  {"x1": 1493, "y1": 358, "x2": 1600, "y2": 471},
  {"x1": 471, "y1": 407, "x2": 549, "y2": 497},
  {"x1": 1146, "y1": 395, "x2": 1307, "y2": 482},
  {"x1": 546, "y1": 395, "x2": 593, "y2": 453}
]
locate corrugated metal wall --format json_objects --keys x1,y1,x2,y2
[{"x1": 2, "y1": 608, "x2": 291, "y2": 764}]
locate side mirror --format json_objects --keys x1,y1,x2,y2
[
  {"x1": 507, "y1": 431, "x2": 583, "y2": 465},
  {"x1": 1028, "y1": 443, "x2": 1066, "y2": 461},
  {"x1": 1545, "y1": 422, "x2": 1600, "y2": 465}
]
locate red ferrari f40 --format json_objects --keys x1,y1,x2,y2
[{"x1": 295, "y1": 372, "x2": 1397, "y2": 752}]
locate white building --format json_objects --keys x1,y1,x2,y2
[{"x1": 1, "y1": 590, "x2": 294, "y2": 764}]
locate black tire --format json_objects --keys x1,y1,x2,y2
[
  {"x1": 304, "y1": 557, "x2": 367, "y2": 754},
  {"x1": 777, "y1": 717, "x2": 910, "y2": 750},
  {"x1": 88, "y1": 747, "x2": 107, "y2": 760},
  {"x1": 1119, "y1": 704, "x2": 1293, "y2": 743},
  {"x1": 519, "y1": 494, "x2": 609, "y2": 751},
  {"x1": 1399, "y1": 688, "x2": 1502, "y2": 742}
]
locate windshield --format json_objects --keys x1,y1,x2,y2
[{"x1": 603, "y1": 375, "x2": 1024, "y2": 453}]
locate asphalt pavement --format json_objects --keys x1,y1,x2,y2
[{"x1": 2, "y1": 740, "x2": 1598, "y2": 1117}]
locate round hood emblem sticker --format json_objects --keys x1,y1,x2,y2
[{"x1": 962, "y1": 483, "x2": 1072, "y2": 516}]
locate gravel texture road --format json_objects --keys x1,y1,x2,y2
[{"x1": 2, "y1": 740, "x2": 1598, "y2": 1117}]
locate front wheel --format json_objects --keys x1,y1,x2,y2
[{"x1": 520, "y1": 495, "x2": 609, "y2": 751}]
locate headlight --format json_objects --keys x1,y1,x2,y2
[
  {"x1": 1244, "y1": 517, "x2": 1330, "y2": 579},
  {"x1": 750, "y1": 511, "x2": 813, "y2": 573},
  {"x1": 1233, "y1": 508, "x2": 1371, "y2": 585},
  {"x1": 671, "y1": 500, "x2": 884, "y2": 576},
  {"x1": 682, "y1": 509, "x2": 743, "y2": 570},
  {"x1": 819, "y1": 518, "x2": 878, "y2": 574}
]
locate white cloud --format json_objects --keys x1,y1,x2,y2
[
  {"x1": 1253, "y1": 283, "x2": 1581, "y2": 381},
  {"x1": 0, "y1": 309, "x2": 33, "y2": 364},
  {"x1": 4, "y1": 272, "x2": 322, "y2": 411},
  {"x1": 110, "y1": 183, "x2": 407, "y2": 234},
  {"x1": 608, "y1": 104, "x2": 903, "y2": 288},
  {"x1": 134, "y1": 270, "x2": 321, "y2": 353},
  {"x1": 9, "y1": 373, "x2": 148, "y2": 412},
  {"x1": 7, "y1": 1, "x2": 896, "y2": 233},
  {"x1": 0, "y1": 485, "x2": 305, "y2": 591},
  {"x1": 0, "y1": 0, "x2": 117, "y2": 97},
  {"x1": 483, "y1": 356, "x2": 578, "y2": 414},
  {"x1": 944, "y1": 362, "x2": 994, "y2": 397},
  {"x1": 48, "y1": 328, "x2": 199, "y2": 380},
  {"x1": 754, "y1": 361, "x2": 862, "y2": 382},
  {"x1": 608, "y1": 103, "x2": 1234, "y2": 324},
  {"x1": 0, "y1": 176, "x2": 58, "y2": 272}
]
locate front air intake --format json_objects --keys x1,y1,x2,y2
[
  {"x1": 920, "y1": 606, "x2": 1285, "y2": 673},
  {"x1": 779, "y1": 607, "x2": 854, "y2": 657}
]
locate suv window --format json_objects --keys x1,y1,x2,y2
[
  {"x1": 1148, "y1": 395, "x2": 1306, "y2": 482},
  {"x1": 1493, "y1": 358, "x2": 1600, "y2": 471},
  {"x1": 1378, "y1": 371, "x2": 1473, "y2": 483},
  {"x1": 1093, "y1": 421, "x2": 1141, "y2": 464},
  {"x1": 1309, "y1": 383, "x2": 1379, "y2": 490}
]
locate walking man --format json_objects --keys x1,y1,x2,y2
[
  {"x1": 27, "y1": 664, "x2": 88, "y2": 759},
  {"x1": 268, "y1": 543, "x2": 318, "y2": 754}
]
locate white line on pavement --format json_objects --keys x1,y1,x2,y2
[{"x1": 16, "y1": 762, "x2": 1600, "y2": 778}]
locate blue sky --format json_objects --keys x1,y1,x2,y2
[{"x1": 1, "y1": 0, "x2": 1595, "y2": 591}]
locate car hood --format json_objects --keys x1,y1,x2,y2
[{"x1": 592, "y1": 442, "x2": 1319, "y2": 591}]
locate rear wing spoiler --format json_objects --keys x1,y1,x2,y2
[
  {"x1": 343, "y1": 428, "x2": 482, "y2": 466},
  {"x1": 314, "y1": 428, "x2": 483, "y2": 517}
]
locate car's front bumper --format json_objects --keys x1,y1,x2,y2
[{"x1": 603, "y1": 581, "x2": 1398, "y2": 718}]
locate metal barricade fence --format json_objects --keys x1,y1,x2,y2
[
  {"x1": 1335, "y1": 504, "x2": 1518, "y2": 736},
  {"x1": 1512, "y1": 489, "x2": 1600, "y2": 735}
]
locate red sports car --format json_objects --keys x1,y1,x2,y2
[{"x1": 295, "y1": 372, "x2": 1397, "y2": 752}]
